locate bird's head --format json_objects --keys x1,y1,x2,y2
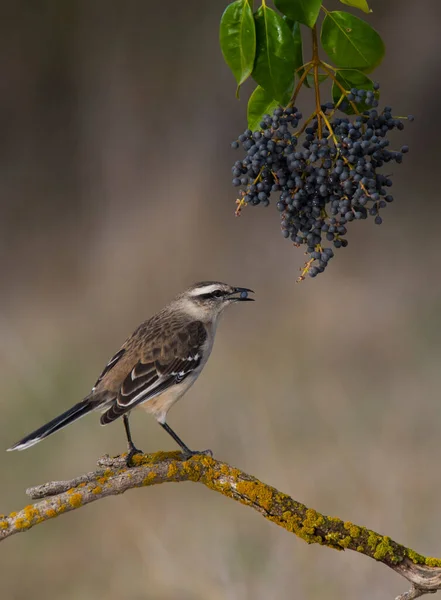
[{"x1": 177, "y1": 281, "x2": 254, "y2": 321}]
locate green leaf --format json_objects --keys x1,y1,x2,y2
[
  {"x1": 253, "y1": 5, "x2": 296, "y2": 103},
  {"x1": 286, "y1": 19, "x2": 303, "y2": 72},
  {"x1": 281, "y1": 17, "x2": 327, "y2": 90},
  {"x1": 247, "y1": 86, "x2": 280, "y2": 130},
  {"x1": 284, "y1": 18, "x2": 311, "y2": 88},
  {"x1": 321, "y1": 11, "x2": 385, "y2": 72},
  {"x1": 275, "y1": 0, "x2": 323, "y2": 28},
  {"x1": 339, "y1": 0, "x2": 371, "y2": 14},
  {"x1": 331, "y1": 68, "x2": 378, "y2": 114},
  {"x1": 220, "y1": 0, "x2": 256, "y2": 91}
]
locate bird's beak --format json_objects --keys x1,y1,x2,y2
[{"x1": 229, "y1": 287, "x2": 255, "y2": 302}]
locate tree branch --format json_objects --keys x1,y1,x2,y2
[{"x1": 1, "y1": 451, "x2": 440, "y2": 599}]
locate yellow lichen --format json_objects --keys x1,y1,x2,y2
[
  {"x1": 141, "y1": 450, "x2": 182, "y2": 464},
  {"x1": 304, "y1": 509, "x2": 324, "y2": 528},
  {"x1": 325, "y1": 532, "x2": 341, "y2": 544},
  {"x1": 142, "y1": 472, "x2": 157, "y2": 485},
  {"x1": 167, "y1": 463, "x2": 179, "y2": 478},
  {"x1": 343, "y1": 522, "x2": 360, "y2": 538},
  {"x1": 281, "y1": 510, "x2": 302, "y2": 534},
  {"x1": 230, "y1": 468, "x2": 241, "y2": 481},
  {"x1": 425, "y1": 557, "x2": 441, "y2": 568},
  {"x1": 10, "y1": 505, "x2": 42, "y2": 530},
  {"x1": 373, "y1": 536, "x2": 394, "y2": 561},
  {"x1": 357, "y1": 546, "x2": 364, "y2": 552},
  {"x1": 406, "y1": 549, "x2": 441, "y2": 568},
  {"x1": 45, "y1": 509, "x2": 57, "y2": 518},
  {"x1": 92, "y1": 486, "x2": 102, "y2": 495},
  {"x1": 358, "y1": 533, "x2": 404, "y2": 564},
  {"x1": 199, "y1": 455, "x2": 215, "y2": 468},
  {"x1": 0, "y1": 520, "x2": 8, "y2": 530},
  {"x1": 182, "y1": 458, "x2": 203, "y2": 481},
  {"x1": 220, "y1": 464, "x2": 230, "y2": 476},
  {"x1": 14, "y1": 518, "x2": 30, "y2": 530},
  {"x1": 339, "y1": 536, "x2": 352, "y2": 549},
  {"x1": 130, "y1": 454, "x2": 146, "y2": 466},
  {"x1": 328, "y1": 517, "x2": 342, "y2": 524},
  {"x1": 367, "y1": 531, "x2": 379, "y2": 550},
  {"x1": 23, "y1": 505, "x2": 41, "y2": 522},
  {"x1": 279, "y1": 508, "x2": 327, "y2": 545},
  {"x1": 235, "y1": 480, "x2": 274, "y2": 512},
  {"x1": 68, "y1": 493, "x2": 83, "y2": 508},
  {"x1": 96, "y1": 468, "x2": 115, "y2": 485},
  {"x1": 301, "y1": 508, "x2": 325, "y2": 537},
  {"x1": 349, "y1": 525, "x2": 361, "y2": 538}
]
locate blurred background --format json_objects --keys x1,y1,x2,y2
[{"x1": 1, "y1": 0, "x2": 440, "y2": 598}]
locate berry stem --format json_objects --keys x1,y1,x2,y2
[
  {"x1": 297, "y1": 255, "x2": 315, "y2": 283},
  {"x1": 319, "y1": 110, "x2": 352, "y2": 168},
  {"x1": 235, "y1": 197, "x2": 246, "y2": 216},
  {"x1": 319, "y1": 110, "x2": 338, "y2": 146},
  {"x1": 290, "y1": 63, "x2": 313, "y2": 107},
  {"x1": 359, "y1": 181, "x2": 372, "y2": 198},
  {"x1": 311, "y1": 25, "x2": 322, "y2": 138},
  {"x1": 295, "y1": 61, "x2": 312, "y2": 74},
  {"x1": 327, "y1": 90, "x2": 350, "y2": 118},
  {"x1": 320, "y1": 60, "x2": 336, "y2": 72},
  {"x1": 320, "y1": 64, "x2": 361, "y2": 116},
  {"x1": 293, "y1": 110, "x2": 318, "y2": 137}
]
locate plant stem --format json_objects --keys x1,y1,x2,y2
[
  {"x1": 311, "y1": 25, "x2": 322, "y2": 137},
  {"x1": 293, "y1": 110, "x2": 318, "y2": 138},
  {"x1": 319, "y1": 111, "x2": 338, "y2": 146},
  {"x1": 290, "y1": 63, "x2": 313, "y2": 107},
  {"x1": 321, "y1": 63, "x2": 361, "y2": 116}
]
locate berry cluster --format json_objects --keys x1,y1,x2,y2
[
  {"x1": 340, "y1": 82, "x2": 380, "y2": 112},
  {"x1": 231, "y1": 88, "x2": 412, "y2": 279}
]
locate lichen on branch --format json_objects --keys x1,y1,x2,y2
[{"x1": 1, "y1": 451, "x2": 440, "y2": 599}]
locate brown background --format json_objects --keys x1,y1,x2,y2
[{"x1": 1, "y1": 1, "x2": 441, "y2": 598}]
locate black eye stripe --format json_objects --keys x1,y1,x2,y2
[{"x1": 198, "y1": 290, "x2": 227, "y2": 300}]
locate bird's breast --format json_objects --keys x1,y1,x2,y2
[{"x1": 140, "y1": 373, "x2": 199, "y2": 423}]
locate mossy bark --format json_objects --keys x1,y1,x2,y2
[{"x1": 1, "y1": 452, "x2": 441, "y2": 598}]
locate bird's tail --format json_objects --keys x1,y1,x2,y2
[{"x1": 7, "y1": 400, "x2": 94, "y2": 451}]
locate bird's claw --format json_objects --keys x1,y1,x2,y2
[
  {"x1": 181, "y1": 448, "x2": 213, "y2": 460},
  {"x1": 126, "y1": 446, "x2": 144, "y2": 467}
]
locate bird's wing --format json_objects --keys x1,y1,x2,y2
[
  {"x1": 92, "y1": 348, "x2": 126, "y2": 391},
  {"x1": 99, "y1": 320, "x2": 206, "y2": 424}
]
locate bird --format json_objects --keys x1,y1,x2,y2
[{"x1": 7, "y1": 281, "x2": 254, "y2": 463}]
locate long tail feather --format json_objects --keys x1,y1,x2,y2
[{"x1": 7, "y1": 400, "x2": 94, "y2": 451}]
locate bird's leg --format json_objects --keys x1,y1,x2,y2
[
  {"x1": 160, "y1": 422, "x2": 212, "y2": 460},
  {"x1": 123, "y1": 414, "x2": 143, "y2": 466}
]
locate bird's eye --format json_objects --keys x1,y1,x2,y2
[{"x1": 198, "y1": 290, "x2": 226, "y2": 300}]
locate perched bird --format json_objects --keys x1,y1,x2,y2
[{"x1": 7, "y1": 282, "x2": 254, "y2": 463}]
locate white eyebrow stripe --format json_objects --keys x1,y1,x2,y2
[{"x1": 190, "y1": 285, "x2": 225, "y2": 297}]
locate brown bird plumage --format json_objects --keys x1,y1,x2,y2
[
  {"x1": 97, "y1": 318, "x2": 207, "y2": 423},
  {"x1": 7, "y1": 281, "x2": 254, "y2": 462}
]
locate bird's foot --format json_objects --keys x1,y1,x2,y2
[
  {"x1": 126, "y1": 445, "x2": 144, "y2": 467},
  {"x1": 181, "y1": 448, "x2": 213, "y2": 461}
]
